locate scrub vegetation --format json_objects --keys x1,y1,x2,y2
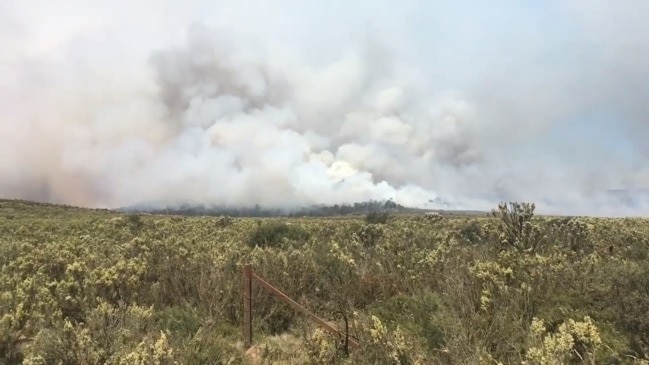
[{"x1": 1, "y1": 199, "x2": 649, "y2": 364}]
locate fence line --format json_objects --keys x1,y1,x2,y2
[{"x1": 242, "y1": 263, "x2": 359, "y2": 350}]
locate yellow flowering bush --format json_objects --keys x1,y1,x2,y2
[{"x1": 1, "y1": 199, "x2": 649, "y2": 364}]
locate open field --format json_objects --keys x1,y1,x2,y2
[{"x1": 1, "y1": 199, "x2": 649, "y2": 364}]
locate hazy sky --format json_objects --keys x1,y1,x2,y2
[{"x1": 2, "y1": 1, "x2": 649, "y2": 216}]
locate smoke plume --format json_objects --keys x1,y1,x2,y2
[{"x1": 2, "y1": 1, "x2": 649, "y2": 216}]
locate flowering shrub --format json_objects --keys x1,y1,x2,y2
[{"x1": 1, "y1": 200, "x2": 649, "y2": 364}]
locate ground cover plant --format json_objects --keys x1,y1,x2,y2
[{"x1": 1, "y1": 199, "x2": 649, "y2": 364}]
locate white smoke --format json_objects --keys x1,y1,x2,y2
[{"x1": 2, "y1": 1, "x2": 649, "y2": 216}]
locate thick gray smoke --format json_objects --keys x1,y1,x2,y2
[{"x1": 2, "y1": 1, "x2": 649, "y2": 216}]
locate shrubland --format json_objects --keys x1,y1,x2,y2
[{"x1": 1, "y1": 200, "x2": 649, "y2": 364}]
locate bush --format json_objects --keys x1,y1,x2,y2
[
  {"x1": 214, "y1": 215, "x2": 233, "y2": 228},
  {"x1": 369, "y1": 292, "x2": 445, "y2": 352},
  {"x1": 247, "y1": 221, "x2": 310, "y2": 248},
  {"x1": 423, "y1": 212, "x2": 442, "y2": 223},
  {"x1": 350, "y1": 314, "x2": 429, "y2": 365},
  {"x1": 354, "y1": 224, "x2": 384, "y2": 248},
  {"x1": 126, "y1": 213, "x2": 143, "y2": 227},
  {"x1": 365, "y1": 212, "x2": 391, "y2": 225},
  {"x1": 457, "y1": 219, "x2": 485, "y2": 245},
  {"x1": 491, "y1": 202, "x2": 543, "y2": 252}
]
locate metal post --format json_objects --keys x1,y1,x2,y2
[
  {"x1": 241, "y1": 263, "x2": 360, "y2": 350},
  {"x1": 243, "y1": 264, "x2": 252, "y2": 348},
  {"x1": 251, "y1": 272, "x2": 359, "y2": 348}
]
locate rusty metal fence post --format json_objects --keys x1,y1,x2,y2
[
  {"x1": 243, "y1": 264, "x2": 252, "y2": 348},
  {"x1": 241, "y1": 263, "x2": 359, "y2": 350}
]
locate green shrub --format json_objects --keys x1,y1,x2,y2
[
  {"x1": 365, "y1": 211, "x2": 391, "y2": 224},
  {"x1": 126, "y1": 213, "x2": 143, "y2": 227},
  {"x1": 179, "y1": 325, "x2": 244, "y2": 365},
  {"x1": 350, "y1": 314, "x2": 429, "y2": 365},
  {"x1": 247, "y1": 221, "x2": 311, "y2": 248},
  {"x1": 457, "y1": 219, "x2": 485, "y2": 245},
  {"x1": 491, "y1": 202, "x2": 544, "y2": 252},
  {"x1": 214, "y1": 215, "x2": 234, "y2": 228},
  {"x1": 369, "y1": 292, "x2": 445, "y2": 352},
  {"x1": 154, "y1": 305, "x2": 201, "y2": 339},
  {"x1": 354, "y1": 224, "x2": 384, "y2": 248}
]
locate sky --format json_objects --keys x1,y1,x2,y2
[{"x1": 1, "y1": 0, "x2": 649, "y2": 216}]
